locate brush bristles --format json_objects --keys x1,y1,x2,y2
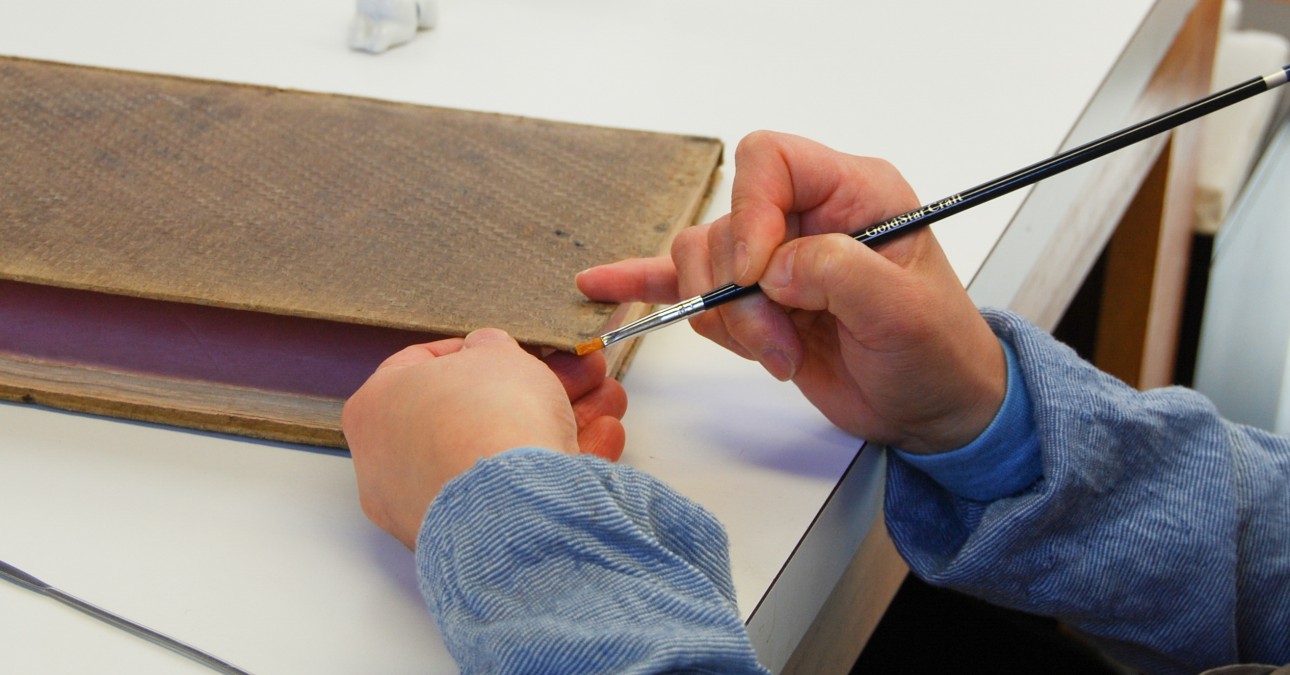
[{"x1": 574, "y1": 338, "x2": 606, "y2": 356}]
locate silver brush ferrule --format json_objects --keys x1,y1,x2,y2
[{"x1": 600, "y1": 295, "x2": 707, "y2": 348}]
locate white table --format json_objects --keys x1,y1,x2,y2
[{"x1": 0, "y1": 1, "x2": 1197, "y2": 672}]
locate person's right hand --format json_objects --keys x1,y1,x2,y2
[
  {"x1": 577, "y1": 131, "x2": 1004, "y2": 454},
  {"x1": 343, "y1": 328, "x2": 627, "y2": 549}
]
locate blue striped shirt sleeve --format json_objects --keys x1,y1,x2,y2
[{"x1": 416, "y1": 449, "x2": 771, "y2": 674}]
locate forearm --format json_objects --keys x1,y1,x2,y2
[
  {"x1": 884, "y1": 308, "x2": 1290, "y2": 674},
  {"x1": 417, "y1": 449, "x2": 769, "y2": 675}
]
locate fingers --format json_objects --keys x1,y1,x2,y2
[
  {"x1": 579, "y1": 131, "x2": 925, "y2": 385},
  {"x1": 704, "y1": 294, "x2": 802, "y2": 380},
  {"x1": 377, "y1": 332, "x2": 617, "y2": 419},
  {"x1": 374, "y1": 337, "x2": 465, "y2": 371},
  {"x1": 674, "y1": 214, "x2": 801, "y2": 378},
  {"x1": 727, "y1": 131, "x2": 921, "y2": 285},
  {"x1": 568, "y1": 376, "x2": 627, "y2": 429},
  {"x1": 461, "y1": 331, "x2": 629, "y2": 443},
  {"x1": 543, "y1": 350, "x2": 609, "y2": 401},
  {"x1": 576, "y1": 256, "x2": 681, "y2": 304},
  {"x1": 373, "y1": 327, "x2": 524, "y2": 375},
  {"x1": 759, "y1": 233, "x2": 881, "y2": 313},
  {"x1": 546, "y1": 349, "x2": 628, "y2": 449},
  {"x1": 727, "y1": 131, "x2": 803, "y2": 286},
  {"x1": 759, "y1": 228, "x2": 945, "y2": 335},
  {"x1": 671, "y1": 217, "x2": 757, "y2": 360},
  {"x1": 545, "y1": 349, "x2": 628, "y2": 462},
  {"x1": 577, "y1": 416, "x2": 625, "y2": 462},
  {"x1": 577, "y1": 215, "x2": 802, "y2": 379}
]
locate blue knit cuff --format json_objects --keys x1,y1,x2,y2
[{"x1": 892, "y1": 339, "x2": 1041, "y2": 501}]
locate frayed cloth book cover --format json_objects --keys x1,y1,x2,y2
[{"x1": 0, "y1": 56, "x2": 721, "y2": 447}]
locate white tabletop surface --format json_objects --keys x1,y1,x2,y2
[{"x1": 1, "y1": 0, "x2": 1180, "y2": 672}]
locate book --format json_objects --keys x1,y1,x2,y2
[{"x1": 0, "y1": 56, "x2": 722, "y2": 447}]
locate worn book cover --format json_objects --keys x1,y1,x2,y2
[{"x1": 0, "y1": 56, "x2": 722, "y2": 447}]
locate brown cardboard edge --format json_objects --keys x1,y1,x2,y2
[{"x1": 0, "y1": 353, "x2": 345, "y2": 448}]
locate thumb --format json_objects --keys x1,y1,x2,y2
[
  {"x1": 462, "y1": 327, "x2": 518, "y2": 349},
  {"x1": 759, "y1": 233, "x2": 908, "y2": 329}
]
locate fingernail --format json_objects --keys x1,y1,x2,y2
[
  {"x1": 464, "y1": 327, "x2": 513, "y2": 346},
  {"x1": 760, "y1": 244, "x2": 795, "y2": 292},
  {"x1": 761, "y1": 348, "x2": 796, "y2": 382},
  {"x1": 734, "y1": 241, "x2": 750, "y2": 283}
]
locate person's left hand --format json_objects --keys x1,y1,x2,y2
[{"x1": 343, "y1": 328, "x2": 628, "y2": 549}]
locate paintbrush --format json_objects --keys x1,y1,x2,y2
[{"x1": 576, "y1": 65, "x2": 1290, "y2": 356}]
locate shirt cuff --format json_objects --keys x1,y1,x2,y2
[
  {"x1": 891, "y1": 339, "x2": 1041, "y2": 501},
  {"x1": 498, "y1": 446, "x2": 561, "y2": 457}
]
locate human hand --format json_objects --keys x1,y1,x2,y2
[
  {"x1": 342, "y1": 328, "x2": 627, "y2": 549},
  {"x1": 577, "y1": 131, "x2": 1003, "y2": 453}
]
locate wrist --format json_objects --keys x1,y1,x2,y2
[
  {"x1": 892, "y1": 339, "x2": 1042, "y2": 501},
  {"x1": 898, "y1": 330, "x2": 1008, "y2": 454}
]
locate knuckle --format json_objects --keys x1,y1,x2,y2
[
  {"x1": 340, "y1": 395, "x2": 363, "y2": 437},
  {"x1": 357, "y1": 491, "x2": 385, "y2": 525},
  {"x1": 671, "y1": 225, "x2": 703, "y2": 256}
]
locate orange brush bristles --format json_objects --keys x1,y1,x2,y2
[{"x1": 574, "y1": 338, "x2": 605, "y2": 356}]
